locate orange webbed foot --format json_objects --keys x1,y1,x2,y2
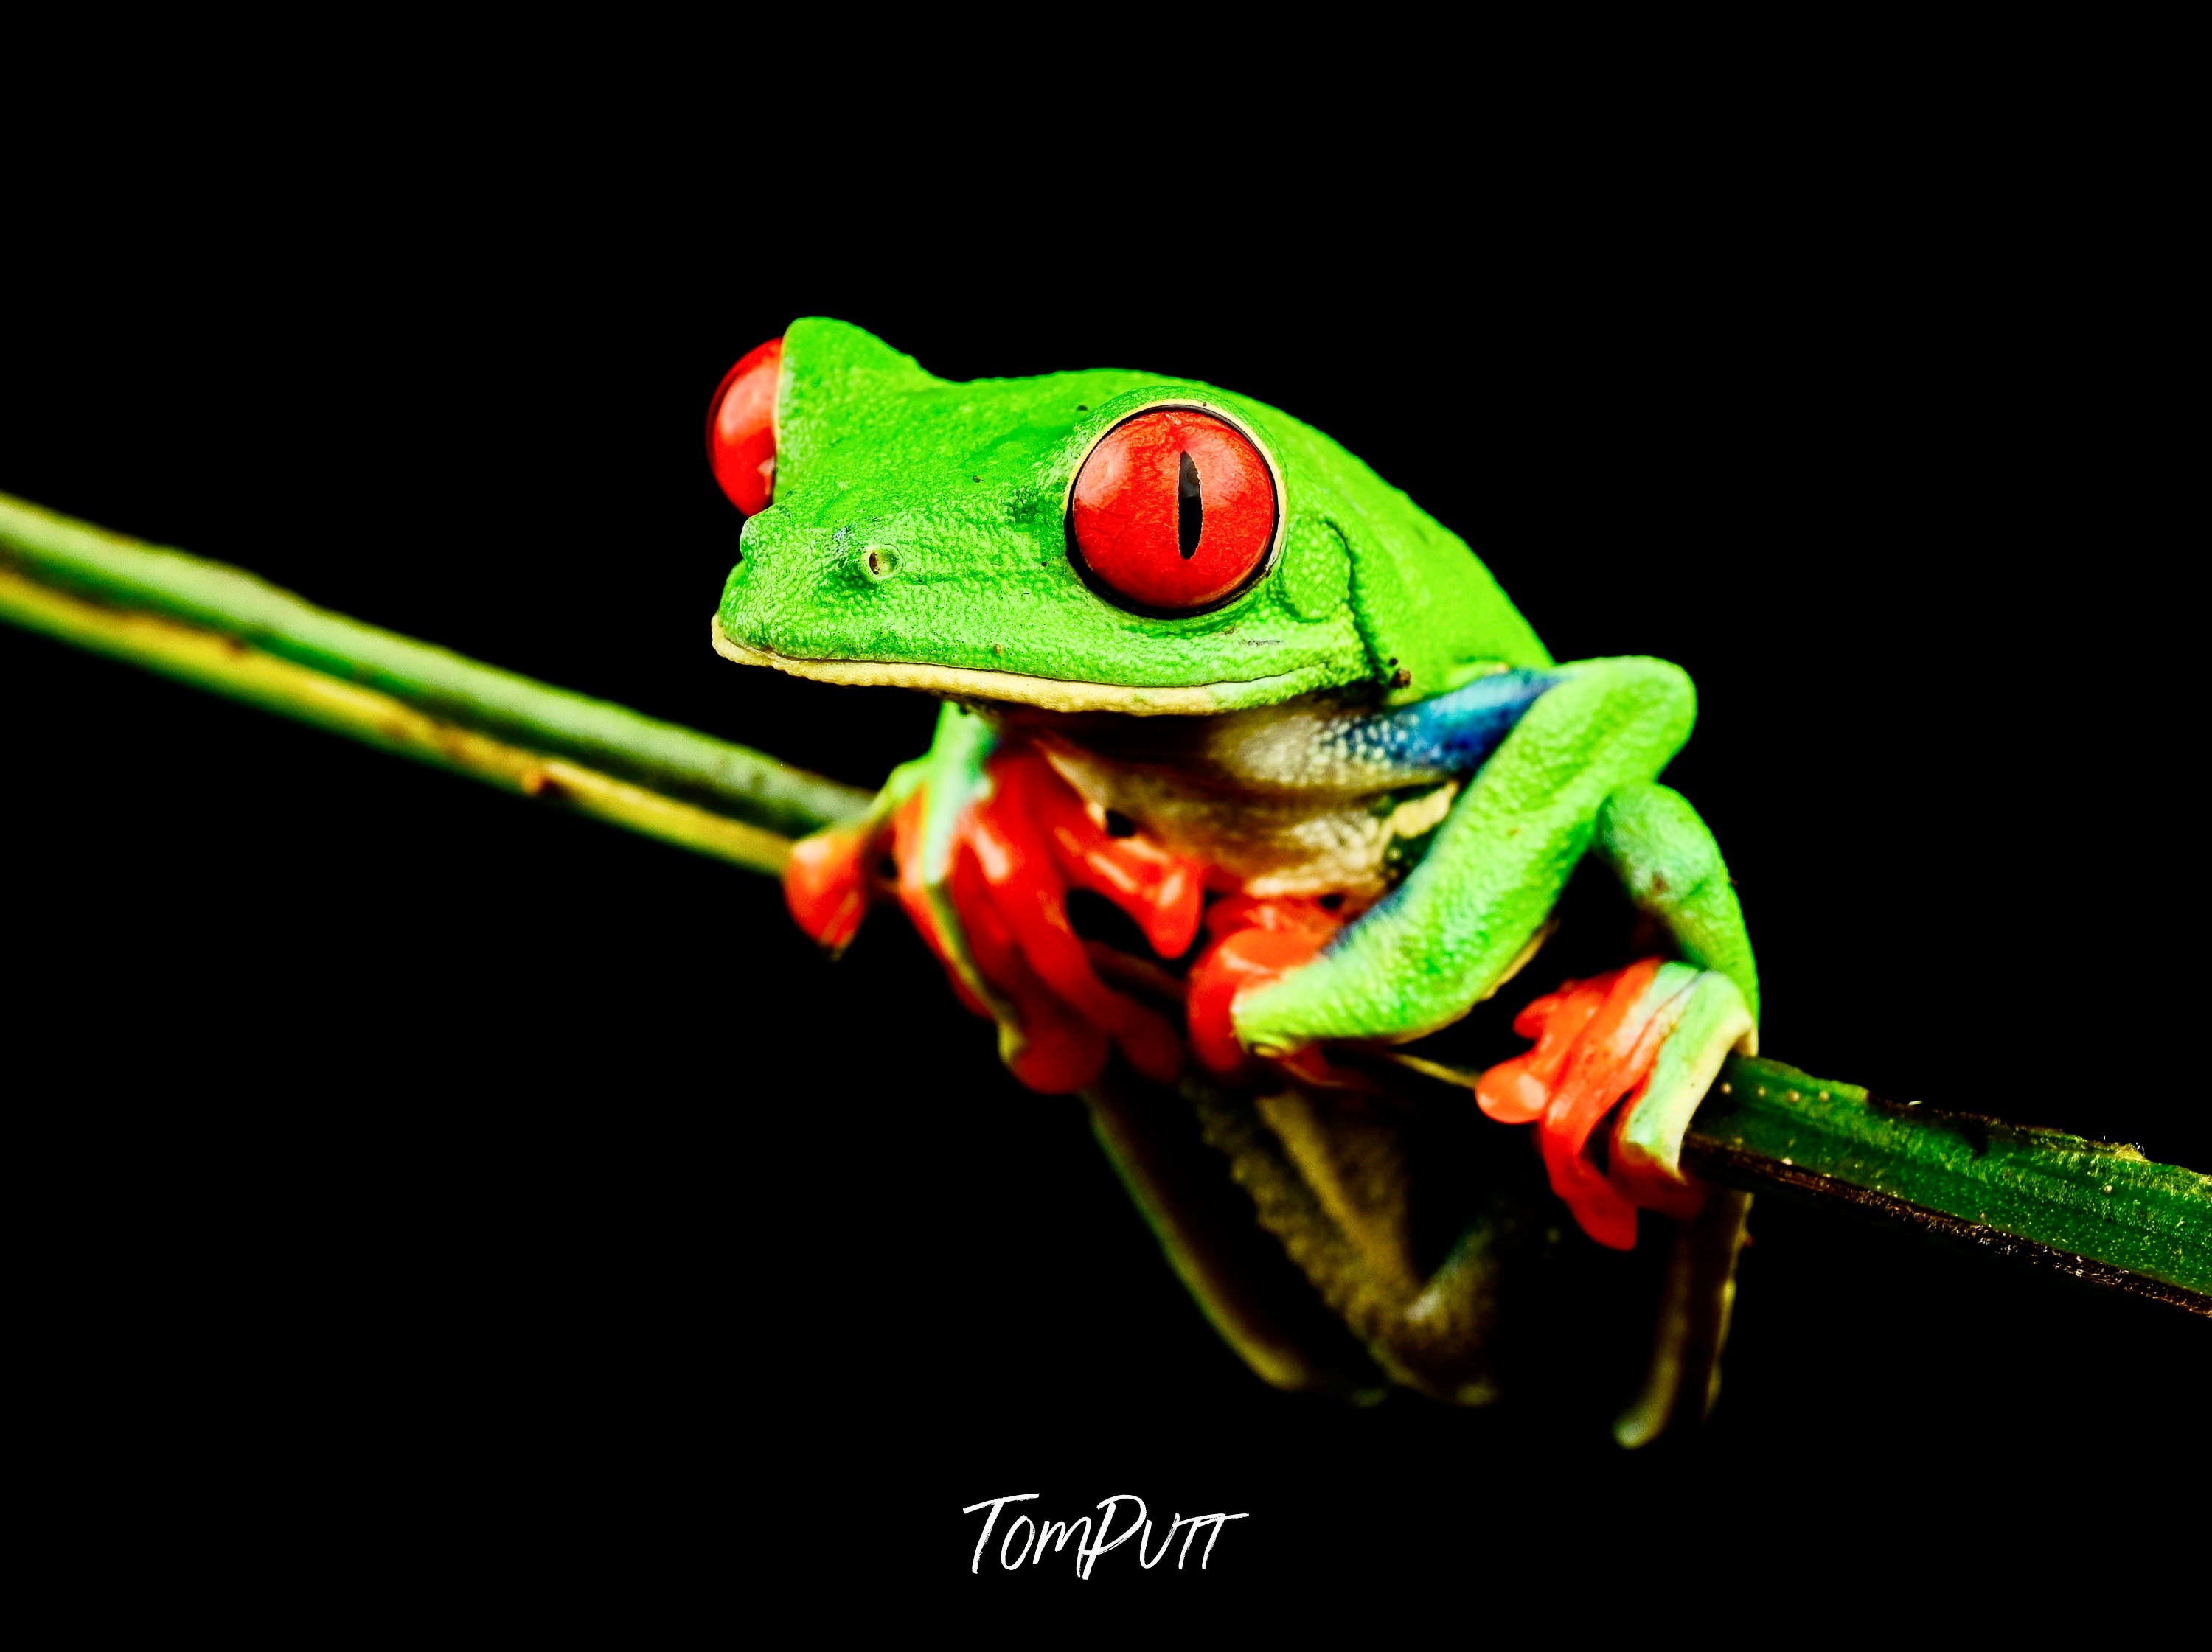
[
  {"x1": 785, "y1": 743, "x2": 1207, "y2": 1095},
  {"x1": 1478, "y1": 961, "x2": 1714, "y2": 1250},
  {"x1": 1182, "y1": 894, "x2": 1382, "y2": 1089}
]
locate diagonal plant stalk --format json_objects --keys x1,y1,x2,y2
[
  {"x1": 3, "y1": 489, "x2": 2206, "y2": 1311},
  {"x1": 0, "y1": 492, "x2": 872, "y2": 866},
  {"x1": 1371, "y1": 1050, "x2": 2209, "y2": 1310}
]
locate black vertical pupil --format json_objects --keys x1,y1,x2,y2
[{"x1": 1177, "y1": 451, "x2": 1203, "y2": 559}]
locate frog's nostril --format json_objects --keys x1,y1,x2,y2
[{"x1": 862, "y1": 545, "x2": 900, "y2": 581}]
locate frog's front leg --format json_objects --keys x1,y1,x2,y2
[
  {"x1": 1594, "y1": 781, "x2": 1759, "y2": 1028},
  {"x1": 784, "y1": 701, "x2": 1197, "y2": 1093},
  {"x1": 1229, "y1": 656, "x2": 1701, "y2": 1050},
  {"x1": 1225, "y1": 659, "x2": 1757, "y2": 1244}
]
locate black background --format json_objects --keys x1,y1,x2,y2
[{"x1": 7, "y1": 128, "x2": 2203, "y2": 1608}]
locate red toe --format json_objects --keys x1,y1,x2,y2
[
  {"x1": 1184, "y1": 896, "x2": 1346, "y2": 1078},
  {"x1": 783, "y1": 820, "x2": 879, "y2": 953},
  {"x1": 1478, "y1": 959, "x2": 1712, "y2": 1250},
  {"x1": 868, "y1": 746, "x2": 1200, "y2": 1094}
]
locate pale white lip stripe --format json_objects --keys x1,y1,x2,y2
[{"x1": 710, "y1": 615, "x2": 1308, "y2": 716}]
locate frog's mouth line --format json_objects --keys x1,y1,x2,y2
[{"x1": 710, "y1": 616, "x2": 1301, "y2": 716}]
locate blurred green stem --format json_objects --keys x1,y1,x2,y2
[{"x1": 0, "y1": 491, "x2": 869, "y2": 872}]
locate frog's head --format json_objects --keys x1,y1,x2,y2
[{"x1": 709, "y1": 318, "x2": 1548, "y2": 715}]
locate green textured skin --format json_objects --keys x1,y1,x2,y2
[
  {"x1": 1596, "y1": 782, "x2": 1760, "y2": 1022},
  {"x1": 1618, "y1": 972, "x2": 1756, "y2": 1176},
  {"x1": 719, "y1": 319, "x2": 1549, "y2": 706}
]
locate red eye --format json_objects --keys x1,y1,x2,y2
[
  {"x1": 1068, "y1": 409, "x2": 1279, "y2": 613},
  {"x1": 706, "y1": 336, "x2": 784, "y2": 515}
]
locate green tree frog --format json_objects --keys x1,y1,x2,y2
[{"x1": 707, "y1": 320, "x2": 1761, "y2": 1440}]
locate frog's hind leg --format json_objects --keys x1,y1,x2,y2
[
  {"x1": 1180, "y1": 1073, "x2": 1531, "y2": 1404},
  {"x1": 1084, "y1": 1067, "x2": 1388, "y2": 1398},
  {"x1": 1612, "y1": 1188, "x2": 1753, "y2": 1448}
]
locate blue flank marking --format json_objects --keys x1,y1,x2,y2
[
  {"x1": 1317, "y1": 669, "x2": 1558, "y2": 952},
  {"x1": 1321, "y1": 669, "x2": 1559, "y2": 782}
]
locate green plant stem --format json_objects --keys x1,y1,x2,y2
[
  {"x1": 1373, "y1": 1049, "x2": 2210, "y2": 1311},
  {"x1": 1688, "y1": 1056, "x2": 2211, "y2": 1308},
  {"x1": 1, "y1": 491, "x2": 872, "y2": 845},
  {"x1": 0, "y1": 490, "x2": 870, "y2": 871},
  {"x1": 3, "y1": 491, "x2": 2205, "y2": 1311}
]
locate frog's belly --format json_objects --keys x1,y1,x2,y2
[{"x1": 1036, "y1": 742, "x2": 1457, "y2": 899}]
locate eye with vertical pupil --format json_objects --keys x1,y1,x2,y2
[
  {"x1": 1068, "y1": 409, "x2": 1278, "y2": 613},
  {"x1": 706, "y1": 336, "x2": 784, "y2": 515}
]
